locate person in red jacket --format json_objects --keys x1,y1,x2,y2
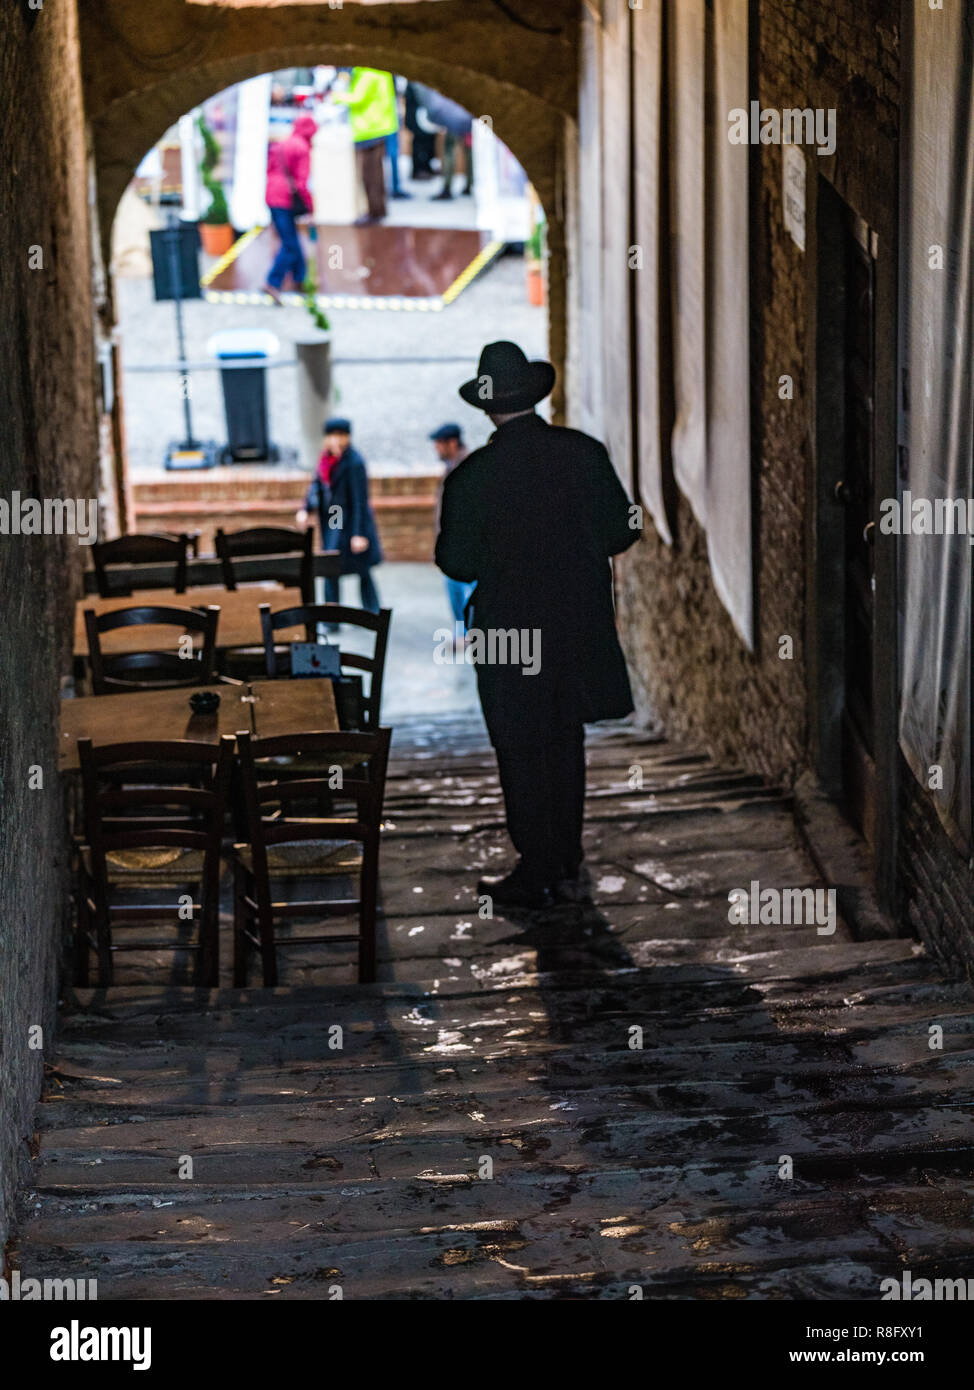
[{"x1": 262, "y1": 115, "x2": 316, "y2": 303}]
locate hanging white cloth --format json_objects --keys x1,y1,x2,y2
[
  {"x1": 898, "y1": 1, "x2": 974, "y2": 850},
  {"x1": 633, "y1": 0, "x2": 672, "y2": 544},
  {"x1": 705, "y1": 0, "x2": 754, "y2": 650}
]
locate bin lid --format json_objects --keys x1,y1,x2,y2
[{"x1": 206, "y1": 329, "x2": 280, "y2": 360}]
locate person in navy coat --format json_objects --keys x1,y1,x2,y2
[{"x1": 296, "y1": 417, "x2": 383, "y2": 612}]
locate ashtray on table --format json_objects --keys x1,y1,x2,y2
[{"x1": 189, "y1": 691, "x2": 221, "y2": 714}]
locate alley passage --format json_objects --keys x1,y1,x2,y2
[{"x1": 13, "y1": 718, "x2": 974, "y2": 1298}]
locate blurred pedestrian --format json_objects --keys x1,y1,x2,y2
[
  {"x1": 262, "y1": 114, "x2": 316, "y2": 303},
  {"x1": 410, "y1": 85, "x2": 473, "y2": 201},
  {"x1": 296, "y1": 417, "x2": 383, "y2": 613},
  {"x1": 405, "y1": 82, "x2": 436, "y2": 179},
  {"x1": 386, "y1": 77, "x2": 411, "y2": 199},
  {"x1": 431, "y1": 423, "x2": 474, "y2": 637},
  {"x1": 333, "y1": 67, "x2": 399, "y2": 224}
]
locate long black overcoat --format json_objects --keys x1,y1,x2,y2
[{"x1": 435, "y1": 412, "x2": 638, "y2": 745}]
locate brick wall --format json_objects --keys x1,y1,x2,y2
[
  {"x1": 132, "y1": 471, "x2": 439, "y2": 559},
  {"x1": 0, "y1": 1, "x2": 98, "y2": 1256}
]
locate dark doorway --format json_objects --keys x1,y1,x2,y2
[{"x1": 813, "y1": 179, "x2": 878, "y2": 844}]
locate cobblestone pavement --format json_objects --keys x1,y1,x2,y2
[
  {"x1": 117, "y1": 190, "x2": 546, "y2": 480},
  {"x1": 12, "y1": 717, "x2": 974, "y2": 1298}
]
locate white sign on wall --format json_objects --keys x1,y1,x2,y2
[{"x1": 783, "y1": 142, "x2": 805, "y2": 251}]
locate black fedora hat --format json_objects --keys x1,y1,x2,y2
[{"x1": 459, "y1": 341, "x2": 555, "y2": 413}]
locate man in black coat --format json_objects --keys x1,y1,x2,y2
[{"x1": 435, "y1": 341, "x2": 639, "y2": 908}]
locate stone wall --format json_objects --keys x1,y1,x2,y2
[
  {"x1": 0, "y1": 0, "x2": 98, "y2": 1255},
  {"x1": 608, "y1": 1, "x2": 974, "y2": 974},
  {"x1": 616, "y1": 0, "x2": 900, "y2": 784}
]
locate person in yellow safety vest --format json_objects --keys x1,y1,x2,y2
[{"x1": 333, "y1": 68, "x2": 399, "y2": 224}]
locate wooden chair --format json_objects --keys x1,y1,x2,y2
[
  {"x1": 84, "y1": 604, "x2": 220, "y2": 694},
  {"x1": 231, "y1": 727, "x2": 391, "y2": 986},
  {"x1": 75, "y1": 736, "x2": 235, "y2": 987},
  {"x1": 214, "y1": 526, "x2": 315, "y2": 679},
  {"x1": 91, "y1": 532, "x2": 196, "y2": 598},
  {"x1": 214, "y1": 525, "x2": 314, "y2": 601},
  {"x1": 259, "y1": 603, "x2": 391, "y2": 729}
]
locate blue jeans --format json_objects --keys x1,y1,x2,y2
[
  {"x1": 445, "y1": 578, "x2": 475, "y2": 632},
  {"x1": 267, "y1": 207, "x2": 306, "y2": 290},
  {"x1": 326, "y1": 571, "x2": 380, "y2": 614},
  {"x1": 385, "y1": 131, "x2": 402, "y2": 195}
]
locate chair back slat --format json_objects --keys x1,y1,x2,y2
[
  {"x1": 215, "y1": 526, "x2": 314, "y2": 601},
  {"x1": 238, "y1": 729, "x2": 389, "y2": 843},
  {"x1": 85, "y1": 605, "x2": 219, "y2": 694},
  {"x1": 91, "y1": 533, "x2": 193, "y2": 597}
]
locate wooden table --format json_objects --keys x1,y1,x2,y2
[
  {"x1": 73, "y1": 586, "x2": 305, "y2": 658},
  {"x1": 58, "y1": 679, "x2": 339, "y2": 772},
  {"x1": 247, "y1": 678, "x2": 340, "y2": 741}
]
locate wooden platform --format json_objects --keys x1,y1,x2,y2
[
  {"x1": 11, "y1": 716, "x2": 974, "y2": 1299},
  {"x1": 202, "y1": 223, "x2": 502, "y2": 311}
]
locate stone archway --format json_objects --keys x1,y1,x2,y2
[{"x1": 82, "y1": 0, "x2": 578, "y2": 418}]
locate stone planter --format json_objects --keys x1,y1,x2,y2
[{"x1": 294, "y1": 331, "x2": 333, "y2": 471}]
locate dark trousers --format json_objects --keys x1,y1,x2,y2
[
  {"x1": 326, "y1": 571, "x2": 380, "y2": 614},
  {"x1": 385, "y1": 131, "x2": 402, "y2": 194},
  {"x1": 493, "y1": 720, "x2": 586, "y2": 885},
  {"x1": 410, "y1": 128, "x2": 436, "y2": 177},
  {"x1": 267, "y1": 207, "x2": 306, "y2": 289},
  {"x1": 356, "y1": 142, "x2": 387, "y2": 219}
]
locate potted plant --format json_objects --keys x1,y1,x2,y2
[
  {"x1": 197, "y1": 113, "x2": 235, "y2": 257},
  {"x1": 525, "y1": 218, "x2": 546, "y2": 307}
]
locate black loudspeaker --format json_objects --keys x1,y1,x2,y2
[{"x1": 149, "y1": 223, "x2": 202, "y2": 302}]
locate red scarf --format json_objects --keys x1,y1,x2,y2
[{"x1": 318, "y1": 449, "x2": 341, "y2": 487}]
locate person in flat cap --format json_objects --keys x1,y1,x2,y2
[
  {"x1": 296, "y1": 417, "x2": 383, "y2": 612},
  {"x1": 430, "y1": 423, "x2": 474, "y2": 639},
  {"x1": 435, "y1": 341, "x2": 639, "y2": 909}
]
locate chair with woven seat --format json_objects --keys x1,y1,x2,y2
[
  {"x1": 214, "y1": 526, "x2": 315, "y2": 679},
  {"x1": 91, "y1": 532, "x2": 197, "y2": 598},
  {"x1": 75, "y1": 736, "x2": 235, "y2": 986},
  {"x1": 84, "y1": 604, "x2": 220, "y2": 694},
  {"x1": 259, "y1": 603, "x2": 391, "y2": 730},
  {"x1": 231, "y1": 727, "x2": 391, "y2": 986}
]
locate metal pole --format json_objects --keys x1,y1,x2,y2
[{"x1": 164, "y1": 212, "x2": 197, "y2": 447}]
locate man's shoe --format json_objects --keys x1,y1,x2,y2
[
  {"x1": 551, "y1": 864, "x2": 593, "y2": 904},
  {"x1": 432, "y1": 187, "x2": 454, "y2": 201},
  {"x1": 478, "y1": 869, "x2": 553, "y2": 910}
]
